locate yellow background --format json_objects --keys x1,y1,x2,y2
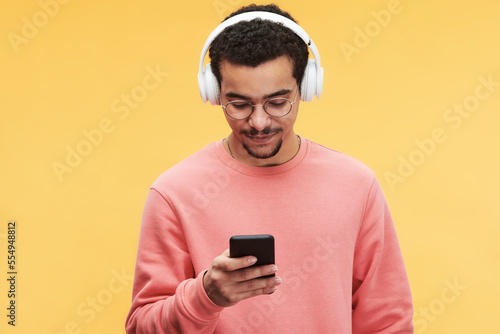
[{"x1": 1, "y1": 0, "x2": 499, "y2": 333}]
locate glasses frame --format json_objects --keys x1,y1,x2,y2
[{"x1": 221, "y1": 87, "x2": 299, "y2": 120}]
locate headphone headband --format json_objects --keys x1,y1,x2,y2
[{"x1": 198, "y1": 11, "x2": 323, "y2": 104}]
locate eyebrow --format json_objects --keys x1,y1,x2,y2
[{"x1": 225, "y1": 88, "x2": 292, "y2": 100}]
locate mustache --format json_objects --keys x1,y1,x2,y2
[{"x1": 240, "y1": 127, "x2": 282, "y2": 136}]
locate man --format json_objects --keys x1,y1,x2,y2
[{"x1": 126, "y1": 4, "x2": 413, "y2": 333}]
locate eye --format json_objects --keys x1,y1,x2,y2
[
  {"x1": 230, "y1": 102, "x2": 250, "y2": 109},
  {"x1": 267, "y1": 99, "x2": 287, "y2": 107}
]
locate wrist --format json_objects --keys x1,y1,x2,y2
[{"x1": 197, "y1": 270, "x2": 225, "y2": 313}]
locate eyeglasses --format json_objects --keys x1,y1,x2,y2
[{"x1": 221, "y1": 87, "x2": 299, "y2": 120}]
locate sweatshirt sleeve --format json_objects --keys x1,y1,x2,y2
[
  {"x1": 125, "y1": 188, "x2": 224, "y2": 333},
  {"x1": 351, "y1": 177, "x2": 414, "y2": 333}
]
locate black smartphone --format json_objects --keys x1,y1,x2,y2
[{"x1": 229, "y1": 234, "x2": 275, "y2": 278}]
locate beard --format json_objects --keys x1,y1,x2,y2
[{"x1": 240, "y1": 127, "x2": 283, "y2": 159}]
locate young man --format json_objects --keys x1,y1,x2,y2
[{"x1": 126, "y1": 4, "x2": 413, "y2": 333}]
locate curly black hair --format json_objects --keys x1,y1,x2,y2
[{"x1": 208, "y1": 4, "x2": 309, "y2": 91}]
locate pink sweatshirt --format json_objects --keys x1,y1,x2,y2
[{"x1": 125, "y1": 137, "x2": 414, "y2": 333}]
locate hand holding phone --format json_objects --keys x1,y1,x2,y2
[{"x1": 202, "y1": 234, "x2": 280, "y2": 307}]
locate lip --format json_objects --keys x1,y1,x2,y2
[{"x1": 245, "y1": 133, "x2": 276, "y2": 144}]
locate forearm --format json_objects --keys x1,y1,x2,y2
[{"x1": 126, "y1": 271, "x2": 224, "y2": 334}]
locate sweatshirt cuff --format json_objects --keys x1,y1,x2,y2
[{"x1": 182, "y1": 270, "x2": 225, "y2": 320}]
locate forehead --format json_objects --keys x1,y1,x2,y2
[{"x1": 219, "y1": 55, "x2": 295, "y2": 98}]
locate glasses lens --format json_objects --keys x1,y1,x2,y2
[
  {"x1": 226, "y1": 101, "x2": 253, "y2": 119},
  {"x1": 264, "y1": 98, "x2": 292, "y2": 117}
]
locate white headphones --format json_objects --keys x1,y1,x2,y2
[{"x1": 198, "y1": 11, "x2": 323, "y2": 105}]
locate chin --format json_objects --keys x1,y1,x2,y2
[{"x1": 243, "y1": 139, "x2": 283, "y2": 160}]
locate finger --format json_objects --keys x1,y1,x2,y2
[
  {"x1": 237, "y1": 275, "x2": 282, "y2": 294},
  {"x1": 222, "y1": 248, "x2": 257, "y2": 267},
  {"x1": 235, "y1": 264, "x2": 278, "y2": 282},
  {"x1": 235, "y1": 277, "x2": 282, "y2": 300},
  {"x1": 214, "y1": 255, "x2": 257, "y2": 272},
  {"x1": 212, "y1": 253, "x2": 258, "y2": 273},
  {"x1": 223, "y1": 248, "x2": 264, "y2": 271}
]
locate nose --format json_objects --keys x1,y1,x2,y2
[{"x1": 247, "y1": 105, "x2": 271, "y2": 131}]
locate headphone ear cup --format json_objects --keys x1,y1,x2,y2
[
  {"x1": 316, "y1": 66, "x2": 324, "y2": 99},
  {"x1": 198, "y1": 69, "x2": 208, "y2": 103},
  {"x1": 300, "y1": 59, "x2": 317, "y2": 102},
  {"x1": 204, "y1": 64, "x2": 221, "y2": 105}
]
